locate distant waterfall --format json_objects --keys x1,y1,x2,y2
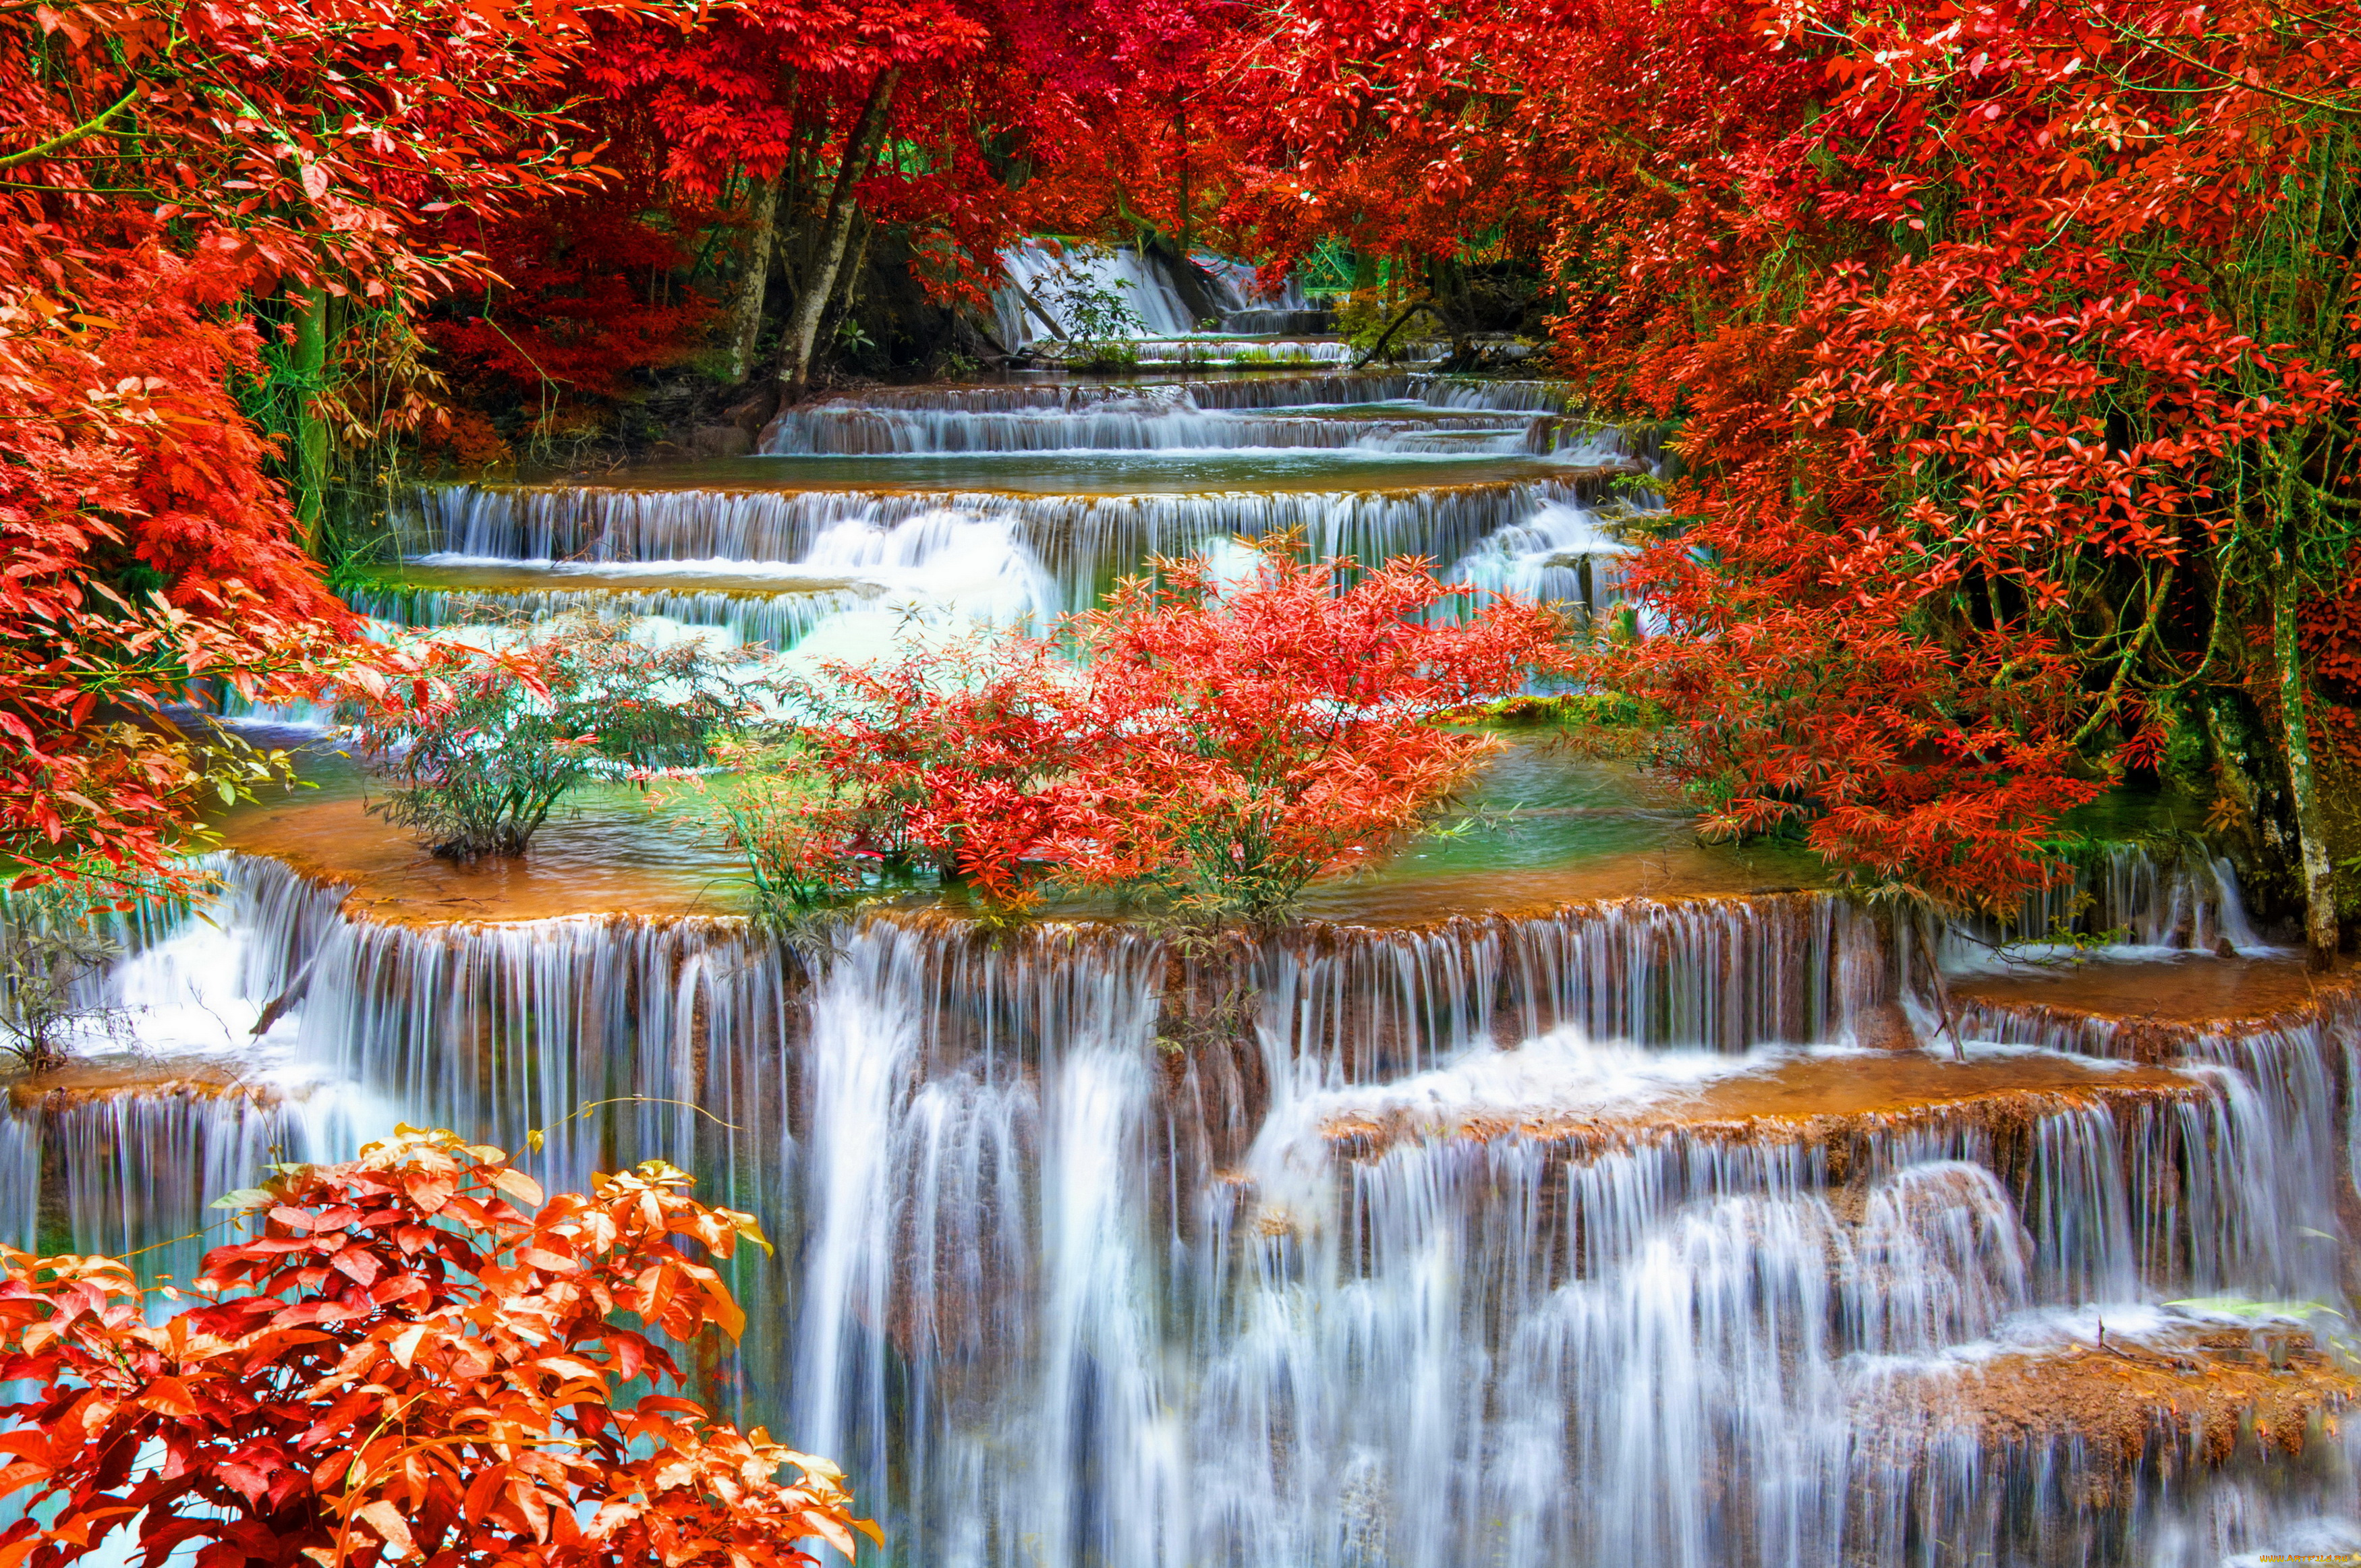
[{"x1": 991, "y1": 239, "x2": 1322, "y2": 348}]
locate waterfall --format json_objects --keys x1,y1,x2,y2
[
  {"x1": 749, "y1": 376, "x2": 1620, "y2": 459},
  {"x1": 395, "y1": 475, "x2": 1629, "y2": 620},
  {"x1": 1443, "y1": 497, "x2": 1630, "y2": 614},
  {"x1": 761, "y1": 397, "x2": 1535, "y2": 457},
  {"x1": 0, "y1": 1111, "x2": 37, "y2": 1251},
  {"x1": 1255, "y1": 894, "x2": 1892, "y2": 1088},
  {"x1": 994, "y1": 240, "x2": 1242, "y2": 345},
  {"x1": 990, "y1": 240, "x2": 1331, "y2": 350},
  {"x1": 369, "y1": 370, "x2": 1643, "y2": 654},
  {"x1": 350, "y1": 581, "x2": 874, "y2": 651},
  {"x1": 1948, "y1": 840, "x2": 2269, "y2": 960},
  {"x1": 43, "y1": 1086, "x2": 370, "y2": 1287},
  {"x1": 42, "y1": 290, "x2": 2361, "y2": 1562},
  {"x1": 15, "y1": 841, "x2": 2361, "y2": 1562}
]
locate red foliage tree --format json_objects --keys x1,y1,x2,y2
[
  {"x1": 0, "y1": 0, "x2": 656, "y2": 894},
  {"x1": 423, "y1": 196, "x2": 720, "y2": 417},
  {"x1": 1236, "y1": 0, "x2": 2361, "y2": 941},
  {"x1": 454, "y1": 0, "x2": 1266, "y2": 415},
  {"x1": 0, "y1": 245, "x2": 357, "y2": 892},
  {"x1": 0, "y1": 1126, "x2": 874, "y2": 1568},
  {"x1": 753, "y1": 540, "x2": 1564, "y2": 919}
]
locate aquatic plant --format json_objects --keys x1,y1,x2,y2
[
  {"x1": 344, "y1": 614, "x2": 753, "y2": 860},
  {"x1": 0, "y1": 1125, "x2": 874, "y2": 1568}
]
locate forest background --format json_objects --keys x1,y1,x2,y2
[
  {"x1": 2, "y1": 1, "x2": 2359, "y2": 1559},
  {"x1": 1, "y1": 0, "x2": 2358, "y2": 958}
]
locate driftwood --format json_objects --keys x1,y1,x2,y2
[{"x1": 1351, "y1": 299, "x2": 1446, "y2": 369}]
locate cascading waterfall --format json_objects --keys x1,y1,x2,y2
[
  {"x1": 1444, "y1": 497, "x2": 1630, "y2": 614},
  {"x1": 397, "y1": 474, "x2": 1632, "y2": 627},
  {"x1": 990, "y1": 239, "x2": 1325, "y2": 348},
  {"x1": 994, "y1": 239, "x2": 1242, "y2": 345},
  {"x1": 51, "y1": 340, "x2": 2358, "y2": 1565},
  {"x1": 355, "y1": 370, "x2": 1641, "y2": 650},
  {"x1": 0, "y1": 1112, "x2": 38, "y2": 1252},
  {"x1": 349, "y1": 581, "x2": 874, "y2": 649},
  {"x1": 403, "y1": 476, "x2": 1608, "y2": 575},
  {"x1": 762, "y1": 401, "x2": 1536, "y2": 458},
  {"x1": 1949, "y1": 841, "x2": 2267, "y2": 960},
  {"x1": 753, "y1": 378, "x2": 1624, "y2": 459},
  {"x1": 0, "y1": 858, "x2": 384, "y2": 1265},
  {"x1": 1255, "y1": 893, "x2": 1891, "y2": 1084},
  {"x1": 30, "y1": 840, "x2": 2360, "y2": 1565},
  {"x1": 1119, "y1": 339, "x2": 1359, "y2": 366}
]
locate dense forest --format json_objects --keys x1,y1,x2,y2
[
  {"x1": 5, "y1": 0, "x2": 2355, "y2": 951},
  {"x1": 3, "y1": 1, "x2": 2360, "y2": 1563}
]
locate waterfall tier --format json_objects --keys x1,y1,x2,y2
[
  {"x1": 403, "y1": 475, "x2": 1608, "y2": 564},
  {"x1": 352, "y1": 372, "x2": 1642, "y2": 657},
  {"x1": 990, "y1": 241, "x2": 1328, "y2": 349},
  {"x1": 753, "y1": 378, "x2": 1605, "y2": 458},
  {"x1": 11, "y1": 852, "x2": 2356, "y2": 1566}
]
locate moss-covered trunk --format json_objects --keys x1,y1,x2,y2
[
  {"x1": 290, "y1": 283, "x2": 329, "y2": 547},
  {"x1": 2272, "y1": 541, "x2": 2342, "y2": 968}
]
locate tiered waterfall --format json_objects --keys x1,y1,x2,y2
[{"x1": 8, "y1": 367, "x2": 2357, "y2": 1567}]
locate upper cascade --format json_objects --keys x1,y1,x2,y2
[
  {"x1": 755, "y1": 375, "x2": 1606, "y2": 457},
  {"x1": 366, "y1": 378, "x2": 1651, "y2": 651},
  {"x1": 990, "y1": 239, "x2": 1329, "y2": 349},
  {"x1": 382, "y1": 473, "x2": 1634, "y2": 643}
]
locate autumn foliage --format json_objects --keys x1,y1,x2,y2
[
  {"x1": 0, "y1": 250, "x2": 355, "y2": 892},
  {"x1": 1232, "y1": 0, "x2": 2360, "y2": 926},
  {"x1": 0, "y1": 0, "x2": 652, "y2": 894},
  {"x1": 739, "y1": 541, "x2": 1564, "y2": 919},
  {"x1": 0, "y1": 1126, "x2": 876, "y2": 1568}
]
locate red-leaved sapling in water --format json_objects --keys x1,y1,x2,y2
[
  {"x1": 729, "y1": 537, "x2": 1566, "y2": 924},
  {"x1": 341, "y1": 614, "x2": 756, "y2": 860}
]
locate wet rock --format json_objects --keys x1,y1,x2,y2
[
  {"x1": 1849, "y1": 1000, "x2": 1922, "y2": 1052},
  {"x1": 688, "y1": 423, "x2": 753, "y2": 459}
]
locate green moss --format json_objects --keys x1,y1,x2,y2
[{"x1": 1475, "y1": 691, "x2": 1666, "y2": 728}]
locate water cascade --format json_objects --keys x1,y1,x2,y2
[
  {"x1": 22, "y1": 351, "x2": 2361, "y2": 1566},
  {"x1": 990, "y1": 240, "x2": 1330, "y2": 350},
  {"x1": 379, "y1": 375, "x2": 1641, "y2": 650}
]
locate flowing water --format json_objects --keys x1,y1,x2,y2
[{"x1": 10, "y1": 364, "x2": 2360, "y2": 1566}]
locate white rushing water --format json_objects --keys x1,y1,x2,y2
[
  {"x1": 15, "y1": 849, "x2": 2358, "y2": 1566},
  {"x1": 20, "y1": 355, "x2": 2359, "y2": 1566},
  {"x1": 990, "y1": 239, "x2": 1318, "y2": 349}
]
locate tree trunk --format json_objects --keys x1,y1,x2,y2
[
  {"x1": 1174, "y1": 104, "x2": 1191, "y2": 254},
  {"x1": 778, "y1": 67, "x2": 899, "y2": 397},
  {"x1": 2273, "y1": 525, "x2": 2341, "y2": 970},
  {"x1": 829, "y1": 212, "x2": 874, "y2": 330},
  {"x1": 1351, "y1": 300, "x2": 1442, "y2": 368},
  {"x1": 725, "y1": 170, "x2": 780, "y2": 383},
  {"x1": 291, "y1": 283, "x2": 329, "y2": 549}
]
